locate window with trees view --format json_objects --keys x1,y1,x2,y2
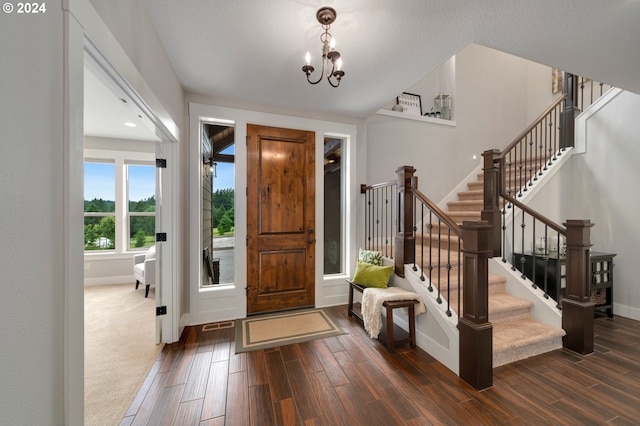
[
  {"x1": 127, "y1": 164, "x2": 156, "y2": 248},
  {"x1": 84, "y1": 160, "x2": 155, "y2": 252},
  {"x1": 84, "y1": 162, "x2": 116, "y2": 250}
]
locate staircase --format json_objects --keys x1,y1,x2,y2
[{"x1": 415, "y1": 164, "x2": 565, "y2": 367}]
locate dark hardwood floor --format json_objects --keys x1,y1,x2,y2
[{"x1": 121, "y1": 306, "x2": 640, "y2": 425}]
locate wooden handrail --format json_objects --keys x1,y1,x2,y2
[
  {"x1": 412, "y1": 188, "x2": 463, "y2": 238},
  {"x1": 500, "y1": 94, "x2": 566, "y2": 157},
  {"x1": 501, "y1": 193, "x2": 567, "y2": 236},
  {"x1": 360, "y1": 181, "x2": 396, "y2": 193}
]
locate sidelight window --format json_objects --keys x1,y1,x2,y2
[{"x1": 324, "y1": 137, "x2": 345, "y2": 275}]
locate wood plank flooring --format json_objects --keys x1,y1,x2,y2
[{"x1": 122, "y1": 306, "x2": 640, "y2": 425}]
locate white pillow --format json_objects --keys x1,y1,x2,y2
[{"x1": 145, "y1": 245, "x2": 156, "y2": 260}]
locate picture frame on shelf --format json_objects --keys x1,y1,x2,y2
[{"x1": 397, "y1": 92, "x2": 422, "y2": 116}]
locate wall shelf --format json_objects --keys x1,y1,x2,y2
[{"x1": 375, "y1": 109, "x2": 456, "y2": 127}]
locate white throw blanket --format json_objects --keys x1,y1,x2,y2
[{"x1": 361, "y1": 287, "x2": 427, "y2": 339}]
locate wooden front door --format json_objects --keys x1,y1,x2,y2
[{"x1": 246, "y1": 124, "x2": 315, "y2": 314}]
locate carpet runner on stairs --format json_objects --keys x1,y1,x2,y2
[{"x1": 415, "y1": 168, "x2": 565, "y2": 367}]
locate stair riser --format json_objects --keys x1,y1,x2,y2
[
  {"x1": 489, "y1": 309, "x2": 531, "y2": 325},
  {"x1": 447, "y1": 202, "x2": 506, "y2": 212},
  {"x1": 493, "y1": 336, "x2": 563, "y2": 368},
  {"x1": 447, "y1": 202, "x2": 483, "y2": 212},
  {"x1": 415, "y1": 235, "x2": 461, "y2": 251},
  {"x1": 457, "y1": 192, "x2": 483, "y2": 201},
  {"x1": 449, "y1": 213, "x2": 481, "y2": 223}
]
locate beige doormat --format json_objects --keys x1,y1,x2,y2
[{"x1": 235, "y1": 308, "x2": 345, "y2": 353}]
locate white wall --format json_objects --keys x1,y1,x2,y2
[
  {"x1": 365, "y1": 44, "x2": 556, "y2": 201},
  {"x1": 381, "y1": 55, "x2": 456, "y2": 118},
  {"x1": 0, "y1": 6, "x2": 65, "y2": 425},
  {"x1": 0, "y1": 0, "x2": 184, "y2": 423},
  {"x1": 528, "y1": 90, "x2": 640, "y2": 320}
]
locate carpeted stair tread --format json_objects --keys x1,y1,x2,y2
[
  {"x1": 447, "y1": 200, "x2": 484, "y2": 212},
  {"x1": 414, "y1": 249, "x2": 461, "y2": 266},
  {"x1": 467, "y1": 181, "x2": 484, "y2": 191},
  {"x1": 493, "y1": 318, "x2": 565, "y2": 350},
  {"x1": 449, "y1": 212, "x2": 481, "y2": 224},
  {"x1": 457, "y1": 190, "x2": 483, "y2": 201},
  {"x1": 415, "y1": 232, "x2": 461, "y2": 251},
  {"x1": 410, "y1": 155, "x2": 566, "y2": 368},
  {"x1": 487, "y1": 294, "x2": 533, "y2": 323},
  {"x1": 448, "y1": 286, "x2": 529, "y2": 319},
  {"x1": 493, "y1": 318, "x2": 565, "y2": 367},
  {"x1": 427, "y1": 270, "x2": 506, "y2": 291}
]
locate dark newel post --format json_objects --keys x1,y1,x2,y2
[
  {"x1": 562, "y1": 219, "x2": 595, "y2": 354},
  {"x1": 560, "y1": 72, "x2": 577, "y2": 149},
  {"x1": 395, "y1": 166, "x2": 416, "y2": 277},
  {"x1": 481, "y1": 149, "x2": 501, "y2": 257},
  {"x1": 459, "y1": 220, "x2": 493, "y2": 390}
]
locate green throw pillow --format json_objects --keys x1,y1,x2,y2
[
  {"x1": 352, "y1": 260, "x2": 393, "y2": 288},
  {"x1": 358, "y1": 248, "x2": 382, "y2": 266}
]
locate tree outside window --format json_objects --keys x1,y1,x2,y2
[
  {"x1": 84, "y1": 162, "x2": 116, "y2": 251},
  {"x1": 128, "y1": 164, "x2": 156, "y2": 249},
  {"x1": 84, "y1": 161, "x2": 156, "y2": 252}
]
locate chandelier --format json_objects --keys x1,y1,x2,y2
[{"x1": 302, "y1": 7, "x2": 345, "y2": 88}]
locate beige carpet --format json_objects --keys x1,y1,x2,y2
[
  {"x1": 84, "y1": 284, "x2": 163, "y2": 426},
  {"x1": 235, "y1": 308, "x2": 345, "y2": 353}
]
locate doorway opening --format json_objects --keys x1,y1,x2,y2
[{"x1": 83, "y1": 60, "x2": 165, "y2": 425}]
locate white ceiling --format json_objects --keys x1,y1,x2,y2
[
  {"x1": 140, "y1": 0, "x2": 640, "y2": 119},
  {"x1": 84, "y1": 65, "x2": 159, "y2": 142}
]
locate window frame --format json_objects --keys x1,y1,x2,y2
[
  {"x1": 126, "y1": 162, "x2": 157, "y2": 251},
  {"x1": 323, "y1": 136, "x2": 346, "y2": 276},
  {"x1": 83, "y1": 160, "x2": 117, "y2": 251},
  {"x1": 84, "y1": 148, "x2": 155, "y2": 255}
]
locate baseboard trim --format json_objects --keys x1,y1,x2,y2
[
  {"x1": 84, "y1": 275, "x2": 132, "y2": 286},
  {"x1": 612, "y1": 303, "x2": 640, "y2": 321}
]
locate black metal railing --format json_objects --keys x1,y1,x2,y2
[
  {"x1": 501, "y1": 95, "x2": 566, "y2": 202},
  {"x1": 576, "y1": 77, "x2": 612, "y2": 112},
  {"x1": 360, "y1": 181, "x2": 397, "y2": 259},
  {"x1": 361, "y1": 175, "x2": 462, "y2": 318},
  {"x1": 501, "y1": 194, "x2": 566, "y2": 308},
  {"x1": 412, "y1": 188, "x2": 462, "y2": 318},
  {"x1": 487, "y1": 96, "x2": 570, "y2": 307}
]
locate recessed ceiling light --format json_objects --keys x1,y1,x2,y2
[{"x1": 124, "y1": 122, "x2": 137, "y2": 127}]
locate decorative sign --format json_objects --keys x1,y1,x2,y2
[
  {"x1": 552, "y1": 68, "x2": 562, "y2": 94},
  {"x1": 397, "y1": 92, "x2": 422, "y2": 116}
]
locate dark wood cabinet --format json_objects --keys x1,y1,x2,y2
[
  {"x1": 514, "y1": 251, "x2": 615, "y2": 317},
  {"x1": 589, "y1": 252, "x2": 615, "y2": 317}
]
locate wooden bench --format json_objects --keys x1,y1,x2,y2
[{"x1": 347, "y1": 280, "x2": 418, "y2": 352}]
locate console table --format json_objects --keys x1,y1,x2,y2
[{"x1": 514, "y1": 251, "x2": 615, "y2": 317}]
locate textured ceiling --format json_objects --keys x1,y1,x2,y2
[{"x1": 139, "y1": 0, "x2": 640, "y2": 119}]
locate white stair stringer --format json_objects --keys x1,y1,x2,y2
[{"x1": 390, "y1": 266, "x2": 460, "y2": 376}]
